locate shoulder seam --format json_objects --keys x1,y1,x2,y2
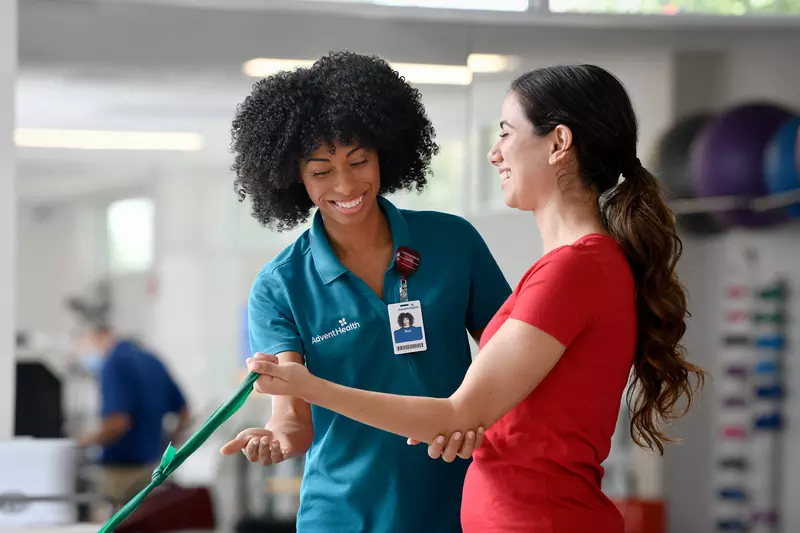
[{"x1": 262, "y1": 238, "x2": 312, "y2": 275}]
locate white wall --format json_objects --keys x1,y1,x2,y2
[
  {"x1": 13, "y1": 196, "x2": 151, "y2": 368},
  {"x1": 1, "y1": 0, "x2": 16, "y2": 440},
  {"x1": 469, "y1": 209, "x2": 542, "y2": 286},
  {"x1": 15, "y1": 203, "x2": 99, "y2": 344}
]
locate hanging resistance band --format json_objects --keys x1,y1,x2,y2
[{"x1": 97, "y1": 371, "x2": 261, "y2": 533}]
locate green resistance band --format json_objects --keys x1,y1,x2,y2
[{"x1": 97, "y1": 371, "x2": 261, "y2": 533}]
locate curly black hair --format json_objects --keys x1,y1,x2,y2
[
  {"x1": 397, "y1": 312, "x2": 414, "y2": 328},
  {"x1": 230, "y1": 51, "x2": 439, "y2": 231}
]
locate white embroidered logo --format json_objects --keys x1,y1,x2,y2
[{"x1": 312, "y1": 317, "x2": 361, "y2": 344}]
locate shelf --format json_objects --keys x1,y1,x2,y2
[{"x1": 668, "y1": 189, "x2": 800, "y2": 215}]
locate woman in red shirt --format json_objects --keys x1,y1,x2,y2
[{"x1": 237, "y1": 64, "x2": 706, "y2": 532}]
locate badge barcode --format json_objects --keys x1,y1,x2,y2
[{"x1": 398, "y1": 343, "x2": 424, "y2": 352}]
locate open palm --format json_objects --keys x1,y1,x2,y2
[{"x1": 220, "y1": 422, "x2": 313, "y2": 465}]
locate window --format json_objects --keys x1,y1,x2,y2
[
  {"x1": 549, "y1": 0, "x2": 800, "y2": 15},
  {"x1": 388, "y1": 140, "x2": 467, "y2": 214},
  {"x1": 294, "y1": 0, "x2": 529, "y2": 11},
  {"x1": 107, "y1": 197, "x2": 155, "y2": 274}
]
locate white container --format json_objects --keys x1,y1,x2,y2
[{"x1": 0, "y1": 438, "x2": 78, "y2": 527}]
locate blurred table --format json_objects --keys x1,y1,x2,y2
[
  {"x1": 0, "y1": 526, "x2": 97, "y2": 533},
  {"x1": 0, "y1": 529, "x2": 227, "y2": 533}
]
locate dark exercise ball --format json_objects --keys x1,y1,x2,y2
[
  {"x1": 690, "y1": 102, "x2": 795, "y2": 228},
  {"x1": 764, "y1": 116, "x2": 800, "y2": 218},
  {"x1": 654, "y1": 113, "x2": 726, "y2": 236}
]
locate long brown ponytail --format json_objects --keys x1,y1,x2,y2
[
  {"x1": 511, "y1": 64, "x2": 706, "y2": 455},
  {"x1": 602, "y1": 165, "x2": 706, "y2": 454}
]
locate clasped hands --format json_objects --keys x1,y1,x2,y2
[{"x1": 238, "y1": 352, "x2": 484, "y2": 462}]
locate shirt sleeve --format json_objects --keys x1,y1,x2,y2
[
  {"x1": 165, "y1": 368, "x2": 187, "y2": 413},
  {"x1": 510, "y1": 248, "x2": 602, "y2": 347},
  {"x1": 464, "y1": 220, "x2": 513, "y2": 332},
  {"x1": 100, "y1": 357, "x2": 131, "y2": 417},
  {"x1": 248, "y1": 270, "x2": 304, "y2": 357}
]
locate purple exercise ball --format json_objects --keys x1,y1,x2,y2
[{"x1": 690, "y1": 102, "x2": 795, "y2": 228}]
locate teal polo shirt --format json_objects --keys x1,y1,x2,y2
[{"x1": 248, "y1": 196, "x2": 511, "y2": 533}]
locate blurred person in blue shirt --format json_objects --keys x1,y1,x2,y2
[{"x1": 68, "y1": 291, "x2": 189, "y2": 511}]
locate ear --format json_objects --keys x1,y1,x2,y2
[{"x1": 548, "y1": 125, "x2": 573, "y2": 166}]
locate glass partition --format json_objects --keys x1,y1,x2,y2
[{"x1": 549, "y1": 0, "x2": 800, "y2": 15}]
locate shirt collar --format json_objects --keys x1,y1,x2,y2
[
  {"x1": 107, "y1": 339, "x2": 132, "y2": 358},
  {"x1": 309, "y1": 195, "x2": 412, "y2": 285}
]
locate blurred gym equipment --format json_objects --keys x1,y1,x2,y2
[
  {"x1": 764, "y1": 116, "x2": 800, "y2": 218},
  {"x1": 690, "y1": 102, "x2": 795, "y2": 228},
  {"x1": 654, "y1": 113, "x2": 726, "y2": 236}
]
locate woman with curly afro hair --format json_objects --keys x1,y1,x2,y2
[
  {"x1": 243, "y1": 64, "x2": 706, "y2": 533},
  {"x1": 220, "y1": 51, "x2": 513, "y2": 533}
]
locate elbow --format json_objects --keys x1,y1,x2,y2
[
  {"x1": 105, "y1": 413, "x2": 132, "y2": 439},
  {"x1": 447, "y1": 397, "x2": 487, "y2": 436}
]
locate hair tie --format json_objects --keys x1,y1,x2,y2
[{"x1": 624, "y1": 157, "x2": 642, "y2": 177}]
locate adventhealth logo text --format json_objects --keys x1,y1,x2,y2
[{"x1": 311, "y1": 317, "x2": 361, "y2": 344}]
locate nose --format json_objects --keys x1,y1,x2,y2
[
  {"x1": 487, "y1": 140, "x2": 502, "y2": 166},
  {"x1": 334, "y1": 168, "x2": 361, "y2": 197}
]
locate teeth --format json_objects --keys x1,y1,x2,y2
[
  {"x1": 335, "y1": 195, "x2": 363, "y2": 209},
  {"x1": 502, "y1": 170, "x2": 511, "y2": 180}
]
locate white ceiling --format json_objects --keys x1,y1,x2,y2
[{"x1": 15, "y1": 0, "x2": 800, "y2": 203}]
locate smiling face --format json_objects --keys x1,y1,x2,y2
[
  {"x1": 487, "y1": 92, "x2": 566, "y2": 211},
  {"x1": 300, "y1": 141, "x2": 381, "y2": 227}
]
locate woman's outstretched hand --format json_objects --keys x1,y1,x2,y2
[
  {"x1": 408, "y1": 427, "x2": 485, "y2": 461},
  {"x1": 247, "y1": 353, "x2": 314, "y2": 399}
]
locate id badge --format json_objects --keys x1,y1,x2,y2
[{"x1": 387, "y1": 300, "x2": 427, "y2": 355}]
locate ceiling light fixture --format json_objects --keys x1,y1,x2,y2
[
  {"x1": 392, "y1": 62, "x2": 473, "y2": 85},
  {"x1": 14, "y1": 129, "x2": 205, "y2": 151},
  {"x1": 243, "y1": 53, "x2": 519, "y2": 86},
  {"x1": 243, "y1": 57, "x2": 473, "y2": 86},
  {"x1": 242, "y1": 58, "x2": 315, "y2": 78},
  {"x1": 467, "y1": 53, "x2": 520, "y2": 73}
]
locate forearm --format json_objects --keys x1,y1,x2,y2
[
  {"x1": 79, "y1": 415, "x2": 130, "y2": 447},
  {"x1": 303, "y1": 378, "x2": 476, "y2": 444},
  {"x1": 268, "y1": 351, "x2": 314, "y2": 429},
  {"x1": 252, "y1": 321, "x2": 562, "y2": 444},
  {"x1": 268, "y1": 391, "x2": 313, "y2": 434}
]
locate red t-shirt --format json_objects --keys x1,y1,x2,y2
[{"x1": 461, "y1": 234, "x2": 637, "y2": 533}]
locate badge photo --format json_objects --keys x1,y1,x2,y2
[{"x1": 387, "y1": 300, "x2": 427, "y2": 355}]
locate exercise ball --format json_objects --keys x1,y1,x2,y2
[
  {"x1": 654, "y1": 113, "x2": 726, "y2": 235},
  {"x1": 764, "y1": 116, "x2": 800, "y2": 218},
  {"x1": 690, "y1": 102, "x2": 795, "y2": 228}
]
